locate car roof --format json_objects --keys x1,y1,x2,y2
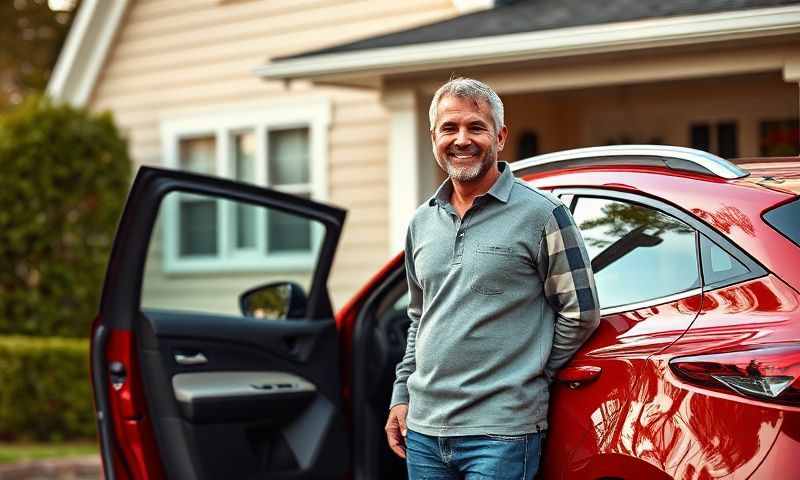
[
  {"x1": 517, "y1": 164, "x2": 790, "y2": 211},
  {"x1": 738, "y1": 158, "x2": 800, "y2": 195},
  {"x1": 514, "y1": 145, "x2": 750, "y2": 180},
  {"x1": 512, "y1": 146, "x2": 799, "y2": 200}
]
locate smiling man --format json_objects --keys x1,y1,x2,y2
[{"x1": 385, "y1": 77, "x2": 601, "y2": 479}]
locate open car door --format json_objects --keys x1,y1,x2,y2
[{"x1": 91, "y1": 167, "x2": 349, "y2": 480}]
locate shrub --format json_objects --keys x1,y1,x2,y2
[
  {"x1": 0, "y1": 335, "x2": 95, "y2": 441},
  {"x1": 0, "y1": 95, "x2": 131, "y2": 337}
]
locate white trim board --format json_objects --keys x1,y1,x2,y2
[
  {"x1": 255, "y1": 6, "x2": 800, "y2": 84},
  {"x1": 453, "y1": 0, "x2": 494, "y2": 14},
  {"x1": 46, "y1": 0, "x2": 129, "y2": 106},
  {"x1": 160, "y1": 98, "x2": 332, "y2": 201},
  {"x1": 384, "y1": 89, "x2": 422, "y2": 253}
]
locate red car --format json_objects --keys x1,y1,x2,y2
[{"x1": 92, "y1": 145, "x2": 800, "y2": 480}]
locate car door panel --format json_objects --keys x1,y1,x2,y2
[
  {"x1": 543, "y1": 295, "x2": 702, "y2": 478},
  {"x1": 93, "y1": 167, "x2": 349, "y2": 480},
  {"x1": 542, "y1": 189, "x2": 705, "y2": 478},
  {"x1": 99, "y1": 325, "x2": 165, "y2": 480},
  {"x1": 142, "y1": 309, "x2": 336, "y2": 364},
  {"x1": 136, "y1": 310, "x2": 348, "y2": 480}
]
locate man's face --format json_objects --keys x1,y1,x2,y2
[{"x1": 431, "y1": 94, "x2": 508, "y2": 183}]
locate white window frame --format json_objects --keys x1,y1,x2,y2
[{"x1": 159, "y1": 99, "x2": 331, "y2": 273}]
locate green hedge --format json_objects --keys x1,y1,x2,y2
[
  {"x1": 0, "y1": 335, "x2": 95, "y2": 441},
  {"x1": 0, "y1": 96, "x2": 131, "y2": 337}
]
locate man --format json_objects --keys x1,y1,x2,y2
[{"x1": 384, "y1": 77, "x2": 600, "y2": 480}]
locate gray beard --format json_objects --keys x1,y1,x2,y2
[
  {"x1": 436, "y1": 146, "x2": 497, "y2": 183},
  {"x1": 446, "y1": 161, "x2": 488, "y2": 182}
]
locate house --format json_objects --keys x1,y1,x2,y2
[{"x1": 48, "y1": 0, "x2": 800, "y2": 312}]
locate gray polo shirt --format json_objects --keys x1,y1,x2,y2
[{"x1": 390, "y1": 161, "x2": 600, "y2": 436}]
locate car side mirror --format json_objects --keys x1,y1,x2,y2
[{"x1": 239, "y1": 282, "x2": 308, "y2": 319}]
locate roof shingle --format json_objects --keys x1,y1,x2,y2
[{"x1": 278, "y1": 0, "x2": 800, "y2": 61}]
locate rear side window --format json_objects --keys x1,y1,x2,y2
[
  {"x1": 699, "y1": 235, "x2": 749, "y2": 286},
  {"x1": 764, "y1": 198, "x2": 800, "y2": 247},
  {"x1": 572, "y1": 196, "x2": 700, "y2": 309}
]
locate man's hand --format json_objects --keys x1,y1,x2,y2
[{"x1": 385, "y1": 404, "x2": 409, "y2": 459}]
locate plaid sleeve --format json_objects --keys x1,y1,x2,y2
[{"x1": 537, "y1": 203, "x2": 600, "y2": 380}]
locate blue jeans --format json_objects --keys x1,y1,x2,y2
[{"x1": 406, "y1": 429, "x2": 545, "y2": 480}]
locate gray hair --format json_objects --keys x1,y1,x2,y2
[{"x1": 428, "y1": 77, "x2": 504, "y2": 132}]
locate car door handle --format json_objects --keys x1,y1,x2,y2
[
  {"x1": 556, "y1": 365, "x2": 602, "y2": 389},
  {"x1": 175, "y1": 352, "x2": 208, "y2": 366}
]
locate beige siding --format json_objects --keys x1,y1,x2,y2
[{"x1": 92, "y1": 0, "x2": 459, "y2": 312}]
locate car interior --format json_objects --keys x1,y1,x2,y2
[
  {"x1": 136, "y1": 267, "x2": 413, "y2": 480},
  {"x1": 351, "y1": 265, "x2": 412, "y2": 480}
]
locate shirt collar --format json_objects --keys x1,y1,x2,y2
[
  {"x1": 429, "y1": 177, "x2": 453, "y2": 207},
  {"x1": 486, "y1": 161, "x2": 514, "y2": 203},
  {"x1": 428, "y1": 161, "x2": 514, "y2": 207}
]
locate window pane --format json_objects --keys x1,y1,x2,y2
[
  {"x1": 573, "y1": 197, "x2": 699, "y2": 308},
  {"x1": 717, "y1": 122, "x2": 738, "y2": 158},
  {"x1": 233, "y1": 131, "x2": 257, "y2": 249},
  {"x1": 267, "y1": 193, "x2": 312, "y2": 253},
  {"x1": 269, "y1": 128, "x2": 309, "y2": 185},
  {"x1": 700, "y1": 235, "x2": 749, "y2": 286},
  {"x1": 236, "y1": 204, "x2": 257, "y2": 249},
  {"x1": 690, "y1": 124, "x2": 710, "y2": 152},
  {"x1": 760, "y1": 119, "x2": 800, "y2": 156},
  {"x1": 179, "y1": 199, "x2": 217, "y2": 256},
  {"x1": 179, "y1": 137, "x2": 215, "y2": 174}
]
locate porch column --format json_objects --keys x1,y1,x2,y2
[
  {"x1": 784, "y1": 55, "x2": 800, "y2": 114},
  {"x1": 383, "y1": 89, "x2": 421, "y2": 253}
]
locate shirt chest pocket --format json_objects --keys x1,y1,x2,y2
[{"x1": 469, "y1": 244, "x2": 518, "y2": 296}]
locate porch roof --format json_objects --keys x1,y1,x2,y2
[
  {"x1": 254, "y1": 1, "x2": 800, "y2": 87},
  {"x1": 281, "y1": 0, "x2": 800, "y2": 59}
]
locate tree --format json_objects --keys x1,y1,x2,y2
[
  {"x1": 0, "y1": 96, "x2": 131, "y2": 337},
  {"x1": 0, "y1": 0, "x2": 79, "y2": 109}
]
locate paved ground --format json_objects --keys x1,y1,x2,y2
[{"x1": 0, "y1": 456, "x2": 102, "y2": 480}]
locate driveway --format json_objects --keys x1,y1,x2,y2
[{"x1": 0, "y1": 456, "x2": 101, "y2": 480}]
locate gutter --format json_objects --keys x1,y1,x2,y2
[
  {"x1": 254, "y1": 5, "x2": 800, "y2": 83},
  {"x1": 47, "y1": 0, "x2": 129, "y2": 106}
]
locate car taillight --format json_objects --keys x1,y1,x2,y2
[
  {"x1": 711, "y1": 374, "x2": 794, "y2": 399},
  {"x1": 669, "y1": 344, "x2": 800, "y2": 405}
]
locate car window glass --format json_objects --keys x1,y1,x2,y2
[
  {"x1": 141, "y1": 190, "x2": 323, "y2": 318},
  {"x1": 572, "y1": 196, "x2": 700, "y2": 309},
  {"x1": 763, "y1": 197, "x2": 800, "y2": 248},
  {"x1": 393, "y1": 291, "x2": 410, "y2": 313},
  {"x1": 700, "y1": 235, "x2": 749, "y2": 286}
]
